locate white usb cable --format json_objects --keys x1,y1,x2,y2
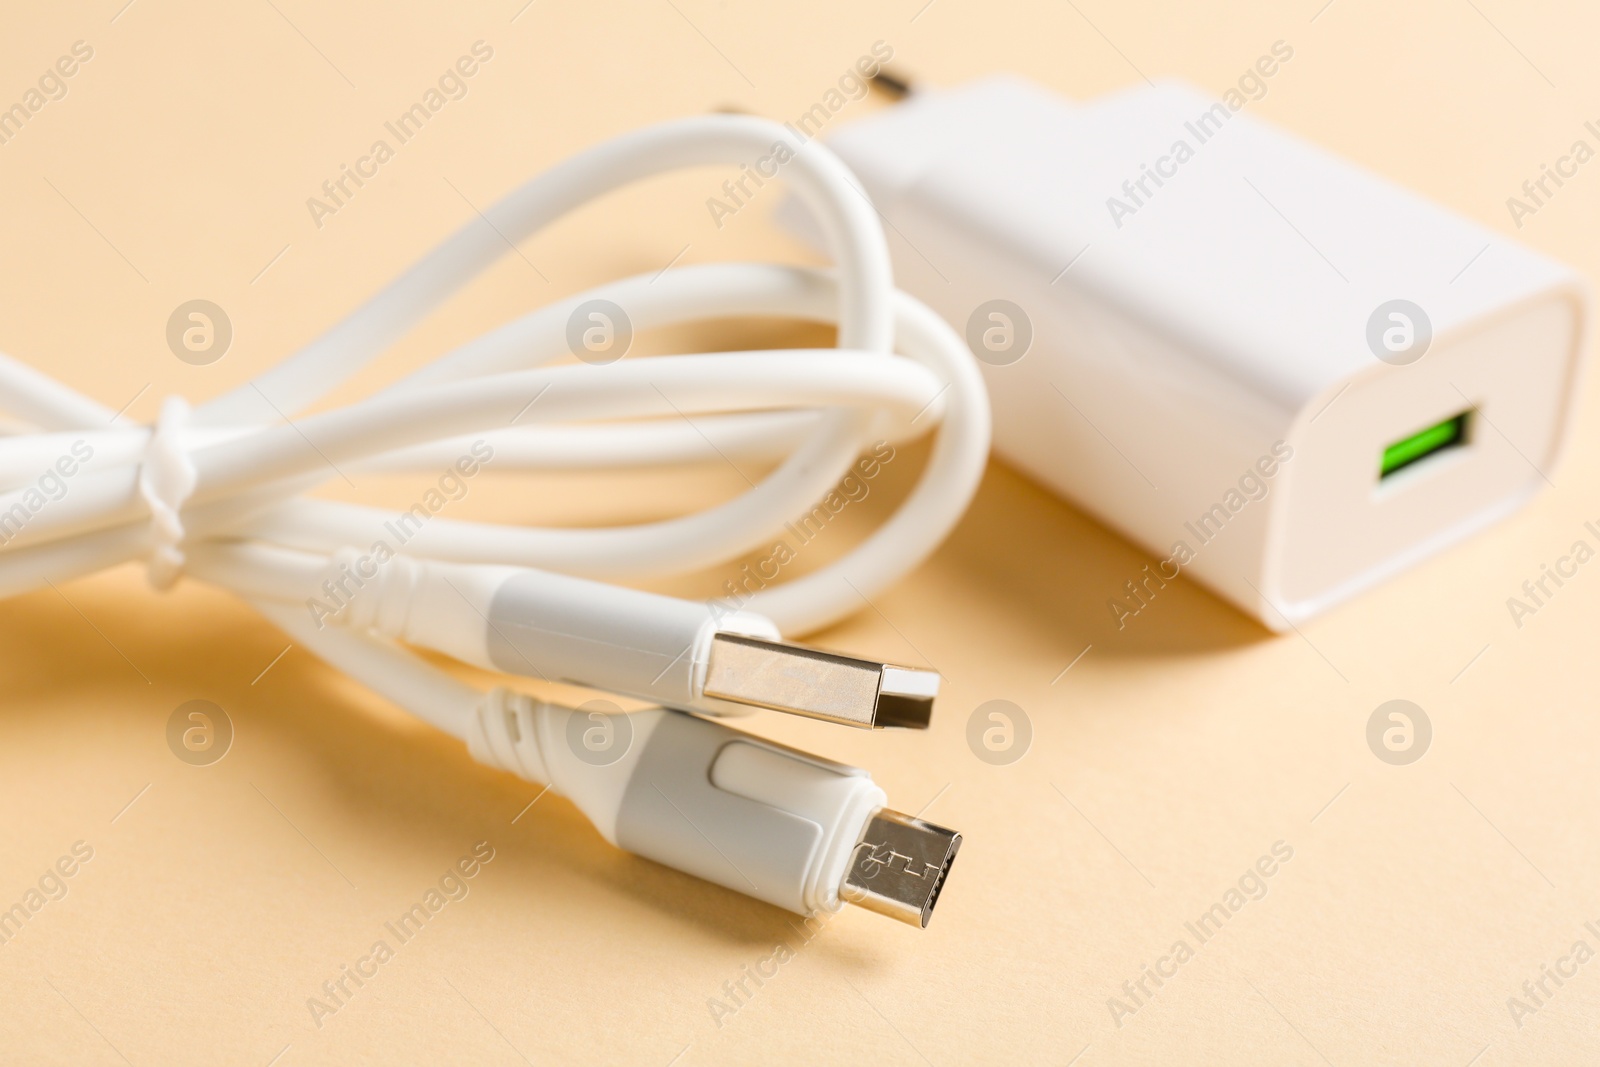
[{"x1": 0, "y1": 115, "x2": 987, "y2": 926}]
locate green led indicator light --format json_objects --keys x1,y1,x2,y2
[{"x1": 1380, "y1": 412, "x2": 1469, "y2": 479}]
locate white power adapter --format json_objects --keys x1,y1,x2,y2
[{"x1": 799, "y1": 76, "x2": 1589, "y2": 629}]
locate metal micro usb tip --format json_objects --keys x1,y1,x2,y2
[
  {"x1": 701, "y1": 632, "x2": 939, "y2": 729},
  {"x1": 840, "y1": 809, "x2": 962, "y2": 928}
]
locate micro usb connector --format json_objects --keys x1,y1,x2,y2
[
  {"x1": 462, "y1": 693, "x2": 963, "y2": 927},
  {"x1": 841, "y1": 809, "x2": 962, "y2": 928}
]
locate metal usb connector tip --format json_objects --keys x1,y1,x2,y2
[
  {"x1": 840, "y1": 809, "x2": 961, "y2": 928},
  {"x1": 701, "y1": 633, "x2": 938, "y2": 729}
]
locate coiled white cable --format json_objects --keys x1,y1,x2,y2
[{"x1": 0, "y1": 114, "x2": 990, "y2": 740}]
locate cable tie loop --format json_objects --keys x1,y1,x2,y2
[{"x1": 136, "y1": 395, "x2": 198, "y2": 590}]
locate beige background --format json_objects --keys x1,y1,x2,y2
[{"x1": 2, "y1": 0, "x2": 1599, "y2": 1063}]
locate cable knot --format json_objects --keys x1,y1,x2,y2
[{"x1": 137, "y1": 395, "x2": 198, "y2": 590}]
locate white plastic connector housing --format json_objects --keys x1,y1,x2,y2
[{"x1": 800, "y1": 76, "x2": 1589, "y2": 628}]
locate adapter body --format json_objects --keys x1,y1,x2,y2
[{"x1": 807, "y1": 76, "x2": 1588, "y2": 629}]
